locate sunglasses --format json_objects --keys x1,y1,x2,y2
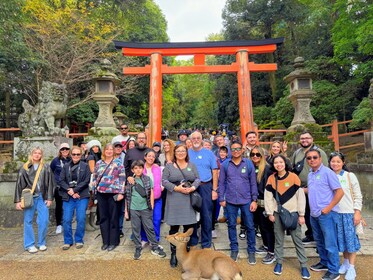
[
  {"x1": 306, "y1": 156, "x2": 319, "y2": 160},
  {"x1": 115, "y1": 145, "x2": 123, "y2": 148},
  {"x1": 231, "y1": 148, "x2": 242, "y2": 152},
  {"x1": 120, "y1": 127, "x2": 128, "y2": 130},
  {"x1": 71, "y1": 153, "x2": 81, "y2": 156},
  {"x1": 60, "y1": 148, "x2": 70, "y2": 151},
  {"x1": 250, "y1": 153, "x2": 262, "y2": 157}
]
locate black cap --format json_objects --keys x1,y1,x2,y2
[
  {"x1": 113, "y1": 141, "x2": 123, "y2": 147},
  {"x1": 178, "y1": 129, "x2": 188, "y2": 137},
  {"x1": 152, "y1": 141, "x2": 161, "y2": 147}
]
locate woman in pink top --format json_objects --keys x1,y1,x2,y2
[{"x1": 141, "y1": 149, "x2": 163, "y2": 243}]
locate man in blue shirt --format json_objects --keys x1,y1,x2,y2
[
  {"x1": 188, "y1": 131, "x2": 218, "y2": 249},
  {"x1": 306, "y1": 148, "x2": 344, "y2": 280},
  {"x1": 218, "y1": 141, "x2": 258, "y2": 265}
]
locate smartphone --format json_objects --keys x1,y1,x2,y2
[{"x1": 113, "y1": 194, "x2": 120, "y2": 201}]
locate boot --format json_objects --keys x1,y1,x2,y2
[
  {"x1": 89, "y1": 212, "x2": 99, "y2": 230},
  {"x1": 170, "y1": 244, "x2": 178, "y2": 268},
  {"x1": 85, "y1": 214, "x2": 95, "y2": 231}
]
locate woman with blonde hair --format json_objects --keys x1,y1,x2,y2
[
  {"x1": 250, "y1": 146, "x2": 275, "y2": 264},
  {"x1": 159, "y1": 139, "x2": 175, "y2": 166},
  {"x1": 14, "y1": 147, "x2": 55, "y2": 253}
]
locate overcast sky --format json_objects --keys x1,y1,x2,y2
[{"x1": 153, "y1": 0, "x2": 226, "y2": 42}]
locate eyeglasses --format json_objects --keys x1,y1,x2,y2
[
  {"x1": 306, "y1": 156, "x2": 319, "y2": 160},
  {"x1": 71, "y1": 153, "x2": 81, "y2": 156},
  {"x1": 300, "y1": 137, "x2": 312, "y2": 140},
  {"x1": 250, "y1": 153, "x2": 262, "y2": 157},
  {"x1": 231, "y1": 148, "x2": 242, "y2": 152},
  {"x1": 120, "y1": 127, "x2": 128, "y2": 130},
  {"x1": 60, "y1": 148, "x2": 70, "y2": 151},
  {"x1": 115, "y1": 145, "x2": 123, "y2": 148},
  {"x1": 175, "y1": 150, "x2": 187, "y2": 154},
  {"x1": 137, "y1": 137, "x2": 146, "y2": 140}
]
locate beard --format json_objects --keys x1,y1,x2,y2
[{"x1": 301, "y1": 143, "x2": 312, "y2": 149}]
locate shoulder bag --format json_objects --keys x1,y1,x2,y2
[
  {"x1": 21, "y1": 163, "x2": 43, "y2": 209},
  {"x1": 275, "y1": 176, "x2": 299, "y2": 230},
  {"x1": 347, "y1": 172, "x2": 367, "y2": 236},
  {"x1": 175, "y1": 162, "x2": 202, "y2": 212}
]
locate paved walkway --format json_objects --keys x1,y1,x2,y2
[{"x1": 1, "y1": 213, "x2": 372, "y2": 262}]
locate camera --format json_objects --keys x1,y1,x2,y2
[{"x1": 69, "y1": 181, "x2": 77, "y2": 188}]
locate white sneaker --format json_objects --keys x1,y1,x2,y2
[
  {"x1": 345, "y1": 267, "x2": 356, "y2": 280},
  {"x1": 212, "y1": 230, "x2": 217, "y2": 239},
  {"x1": 339, "y1": 263, "x2": 349, "y2": 274},
  {"x1": 26, "y1": 246, "x2": 38, "y2": 254},
  {"x1": 56, "y1": 225, "x2": 62, "y2": 234},
  {"x1": 39, "y1": 245, "x2": 47, "y2": 251}
]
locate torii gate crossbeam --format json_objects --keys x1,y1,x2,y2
[{"x1": 114, "y1": 38, "x2": 284, "y2": 146}]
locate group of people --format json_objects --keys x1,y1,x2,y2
[{"x1": 14, "y1": 125, "x2": 363, "y2": 280}]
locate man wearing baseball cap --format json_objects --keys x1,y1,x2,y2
[{"x1": 176, "y1": 129, "x2": 188, "y2": 145}]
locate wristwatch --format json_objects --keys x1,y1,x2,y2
[{"x1": 212, "y1": 189, "x2": 218, "y2": 193}]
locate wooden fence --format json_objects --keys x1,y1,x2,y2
[{"x1": 0, "y1": 119, "x2": 369, "y2": 152}]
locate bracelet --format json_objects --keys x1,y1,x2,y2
[{"x1": 212, "y1": 189, "x2": 218, "y2": 193}]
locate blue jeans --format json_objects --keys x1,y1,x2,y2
[
  {"x1": 23, "y1": 195, "x2": 49, "y2": 249},
  {"x1": 141, "y1": 198, "x2": 162, "y2": 242},
  {"x1": 310, "y1": 211, "x2": 340, "y2": 274},
  {"x1": 190, "y1": 182, "x2": 213, "y2": 248},
  {"x1": 63, "y1": 198, "x2": 89, "y2": 245},
  {"x1": 226, "y1": 202, "x2": 256, "y2": 253}
]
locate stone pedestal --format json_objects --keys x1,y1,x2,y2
[
  {"x1": 13, "y1": 136, "x2": 72, "y2": 162},
  {"x1": 92, "y1": 92, "x2": 119, "y2": 128},
  {"x1": 284, "y1": 57, "x2": 316, "y2": 131}
]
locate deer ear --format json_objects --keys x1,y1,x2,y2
[{"x1": 186, "y1": 228, "x2": 194, "y2": 236}]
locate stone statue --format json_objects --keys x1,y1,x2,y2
[{"x1": 18, "y1": 81, "x2": 68, "y2": 137}]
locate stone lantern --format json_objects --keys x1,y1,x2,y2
[
  {"x1": 284, "y1": 57, "x2": 316, "y2": 130},
  {"x1": 92, "y1": 59, "x2": 120, "y2": 133}
]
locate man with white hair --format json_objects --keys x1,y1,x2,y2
[{"x1": 188, "y1": 131, "x2": 218, "y2": 249}]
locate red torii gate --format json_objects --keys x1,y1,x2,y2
[{"x1": 114, "y1": 39, "x2": 284, "y2": 146}]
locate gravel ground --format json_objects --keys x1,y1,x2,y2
[{"x1": 1, "y1": 256, "x2": 373, "y2": 280}]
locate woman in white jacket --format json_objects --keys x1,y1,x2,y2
[{"x1": 329, "y1": 152, "x2": 363, "y2": 280}]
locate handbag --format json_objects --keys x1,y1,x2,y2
[
  {"x1": 175, "y1": 162, "x2": 202, "y2": 212},
  {"x1": 347, "y1": 172, "x2": 367, "y2": 236},
  {"x1": 275, "y1": 176, "x2": 299, "y2": 230},
  {"x1": 21, "y1": 163, "x2": 43, "y2": 209}
]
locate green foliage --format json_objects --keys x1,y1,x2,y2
[
  {"x1": 350, "y1": 98, "x2": 373, "y2": 130},
  {"x1": 271, "y1": 90, "x2": 294, "y2": 128},
  {"x1": 66, "y1": 99, "x2": 99, "y2": 124}
]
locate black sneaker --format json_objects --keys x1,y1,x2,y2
[
  {"x1": 133, "y1": 248, "x2": 142, "y2": 260},
  {"x1": 310, "y1": 262, "x2": 328, "y2": 272},
  {"x1": 230, "y1": 251, "x2": 239, "y2": 262},
  {"x1": 262, "y1": 252, "x2": 276, "y2": 264},
  {"x1": 239, "y1": 229, "x2": 246, "y2": 240},
  {"x1": 302, "y1": 236, "x2": 315, "y2": 244},
  {"x1": 248, "y1": 253, "x2": 256, "y2": 265},
  {"x1": 119, "y1": 231, "x2": 124, "y2": 238},
  {"x1": 151, "y1": 246, "x2": 166, "y2": 258},
  {"x1": 321, "y1": 271, "x2": 340, "y2": 280},
  {"x1": 255, "y1": 245, "x2": 268, "y2": 254}
]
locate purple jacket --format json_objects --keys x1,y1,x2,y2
[
  {"x1": 218, "y1": 158, "x2": 258, "y2": 205},
  {"x1": 144, "y1": 164, "x2": 162, "y2": 199}
]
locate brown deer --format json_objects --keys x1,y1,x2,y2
[{"x1": 166, "y1": 228, "x2": 243, "y2": 280}]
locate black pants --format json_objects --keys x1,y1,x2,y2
[
  {"x1": 54, "y1": 188, "x2": 63, "y2": 226},
  {"x1": 304, "y1": 193, "x2": 313, "y2": 238},
  {"x1": 169, "y1": 224, "x2": 195, "y2": 247},
  {"x1": 97, "y1": 192, "x2": 121, "y2": 246},
  {"x1": 255, "y1": 206, "x2": 275, "y2": 253}
]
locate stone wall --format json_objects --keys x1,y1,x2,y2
[{"x1": 0, "y1": 173, "x2": 56, "y2": 228}]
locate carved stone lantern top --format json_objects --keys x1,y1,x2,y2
[{"x1": 284, "y1": 57, "x2": 313, "y2": 92}]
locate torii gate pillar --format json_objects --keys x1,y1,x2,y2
[
  {"x1": 149, "y1": 53, "x2": 162, "y2": 146},
  {"x1": 237, "y1": 51, "x2": 254, "y2": 140}
]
